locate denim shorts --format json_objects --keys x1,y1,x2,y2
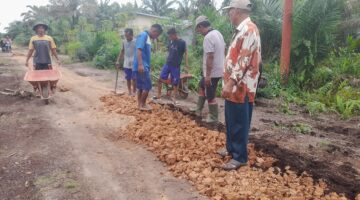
[
  {"x1": 135, "y1": 71, "x2": 152, "y2": 91},
  {"x1": 124, "y1": 68, "x2": 136, "y2": 80},
  {"x1": 160, "y1": 64, "x2": 180, "y2": 86}
]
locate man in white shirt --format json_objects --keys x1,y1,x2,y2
[
  {"x1": 192, "y1": 15, "x2": 226, "y2": 123},
  {"x1": 116, "y1": 28, "x2": 136, "y2": 96}
]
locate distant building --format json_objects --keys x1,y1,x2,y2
[
  {"x1": 121, "y1": 12, "x2": 194, "y2": 46},
  {"x1": 126, "y1": 12, "x2": 168, "y2": 33}
]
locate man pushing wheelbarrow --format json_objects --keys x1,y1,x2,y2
[{"x1": 24, "y1": 22, "x2": 62, "y2": 103}]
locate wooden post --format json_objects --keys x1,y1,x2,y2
[{"x1": 280, "y1": 0, "x2": 293, "y2": 83}]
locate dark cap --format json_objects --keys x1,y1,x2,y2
[{"x1": 33, "y1": 22, "x2": 49, "y2": 31}]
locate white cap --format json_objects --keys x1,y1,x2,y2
[
  {"x1": 195, "y1": 15, "x2": 209, "y2": 27},
  {"x1": 223, "y1": 0, "x2": 252, "y2": 11}
]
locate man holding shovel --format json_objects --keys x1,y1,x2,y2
[
  {"x1": 116, "y1": 28, "x2": 136, "y2": 96},
  {"x1": 219, "y1": 0, "x2": 262, "y2": 170}
]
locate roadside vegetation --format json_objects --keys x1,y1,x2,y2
[{"x1": 4, "y1": 0, "x2": 360, "y2": 118}]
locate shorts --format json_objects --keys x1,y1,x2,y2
[
  {"x1": 135, "y1": 71, "x2": 152, "y2": 91},
  {"x1": 124, "y1": 68, "x2": 136, "y2": 81},
  {"x1": 160, "y1": 64, "x2": 180, "y2": 86},
  {"x1": 200, "y1": 77, "x2": 221, "y2": 101},
  {"x1": 34, "y1": 63, "x2": 51, "y2": 70}
]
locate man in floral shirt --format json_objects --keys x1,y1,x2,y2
[{"x1": 219, "y1": 0, "x2": 262, "y2": 170}]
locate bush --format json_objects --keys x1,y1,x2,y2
[
  {"x1": 306, "y1": 101, "x2": 327, "y2": 116},
  {"x1": 93, "y1": 45, "x2": 120, "y2": 69},
  {"x1": 65, "y1": 41, "x2": 82, "y2": 59},
  {"x1": 93, "y1": 31, "x2": 121, "y2": 69}
]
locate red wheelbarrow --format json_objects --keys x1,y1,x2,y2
[{"x1": 24, "y1": 65, "x2": 61, "y2": 104}]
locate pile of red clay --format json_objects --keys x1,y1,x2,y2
[{"x1": 101, "y1": 95, "x2": 355, "y2": 200}]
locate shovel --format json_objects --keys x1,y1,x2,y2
[{"x1": 113, "y1": 66, "x2": 124, "y2": 96}]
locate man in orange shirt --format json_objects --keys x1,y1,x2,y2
[{"x1": 219, "y1": 0, "x2": 262, "y2": 170}]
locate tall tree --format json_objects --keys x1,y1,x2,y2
[
  {"x1": 21, "y1": 5, "x2": 51, "y2": 22},
  {"x1": 49, "y1": 0, "x2": 81, "y2": 28},
  {"x1": 195, "y1": 0, "x2": 215, "y2": 10},
  {"x1": 141, "y1": 0, "x2": 176, "y2": 16},
  {"x1": 177, "y1": 0, "x2": 195, "y2": 19},
  {"x1": 80, "y1": 0, "x2": 98, "y2": 22}
]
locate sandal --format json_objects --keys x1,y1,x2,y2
[
  {"x1": 140, "y1": 105, "x2": 152, "y2": 111},
  {"x1": 217, "y1": 148, "x2": 229, "y2": 158},
  {"x1": 221, "y1": 159, "x2": 247, "y2": 171}
]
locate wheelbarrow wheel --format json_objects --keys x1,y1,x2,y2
[
  {"x1": 41, "y1": 83, "x2": 50, "y2": 101},
  {"x1": 178, "y1": 90, "x2": 189, "y2": 99}
]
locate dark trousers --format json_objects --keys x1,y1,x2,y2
[
  {"x1": 225, "y1": 98, "x2": 253, "y2": 163},
  {"x1": 199, "y1": 77, "x2": 221, "y2": 101},
  {"x1": 34, "y1": 63, "x2": 51, "y2": 70}
]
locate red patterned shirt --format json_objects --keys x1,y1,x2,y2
[{"x1": 223, "y1": 17, "x2": 261, "y2": 103}]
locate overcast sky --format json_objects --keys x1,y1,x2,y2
[{"x1": 0, "y1": 0, "x2": 223, "y2": 32}]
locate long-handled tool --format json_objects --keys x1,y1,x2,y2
[
  {"x1": 113, "y1": 67, "x2": 125, "y2": 96},
  {"x1": 114, "y1": 67, "x2": 119, "y2": 94}
]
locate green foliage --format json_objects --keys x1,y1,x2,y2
[
  {"x1": 293, "y1": 123, "x2": 312, "y2": 134},
  {"x1": 252, "y1": 0, "x2": 282, "y2": 61},
  {"x1": 335, "y1": 96, "x2": 360, "y2": 118},
  {"x1": 142, "y1": 0, "x2": 176, "y2": 16},
  {"x1": 151, "y1": 51, "x2": 167, "y2": 76},
  {"x1": 93, "y1": 31, "x2": 121, "y2": 69},
  {"x1": 291, "y1": 0, "x2": 342, "y2": 76},
  {"x1": 257, "y1": 63, "x2": 282, "y2": 98},
  {"x1": 306, "y1": 101, "x2": 327, "y2": 116},
  {"x1": 279, "y1": 101, "x2": 295, "y2": 115},
  {"x1": 65, "y1": 41, "x2": 83, "y2": 60},
  {"x1": 260, "y1": 44, "x2": 359, "y2": 118}
]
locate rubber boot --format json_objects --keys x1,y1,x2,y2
[
  {"x1": 204, "y1": 104, "x2": 219, "y2": 123},
  {"x1": 190, "y1": 96, "x2": 206, "y2": 116}
]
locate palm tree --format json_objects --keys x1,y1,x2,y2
[
  {"x1": 341, "y1": 0, "x2": 360, "y2": 39},
  {"x1": 177, "y1": 0, "x2": 195, "y2": 19},
  {"x1": 141, "y1": 0, "x2": 176, "y2": 16},
  {"x1": 49, "y1": 0, "x2": 81, "y2": 28},
  {"x1": 252, "y1": 0, "x2": 283, "y2": 61},
  {"x1": 21, "y1": 5, "x2": 50, "y2": 22},
  {"x1": 291, "y1": 0, "x2": 342, "y2": 75},
  {"x1": 195, "y1": 0, "x2": 215, "y2": 10}
]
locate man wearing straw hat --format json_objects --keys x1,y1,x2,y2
[
  {"x1": 25, "y1": 22, "x2": 61, "y2": 70},
  {"x1": 219, "y1": 0, "x2": 262, "y2": 170}
]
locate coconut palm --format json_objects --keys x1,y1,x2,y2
[
  {"x1": 21, "y1": 5, "x2": 50, "y2": 22},
  {"x1": 177, "y1": 0, "x2": 195, "y2": 19},
  {"x1": 48, "y1": 0, "x2": 81, "y2": 28},
  {"x1": 291, "y1": 0, "x2": 342, "y2": 75},
  {"x1": 252, "y1": 0, "x2": 283, "y2": 61},
  {"x1": 141, "y1": 0, "x2": 176, "y2": 16}
]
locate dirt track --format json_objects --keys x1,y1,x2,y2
[
  {"x1": 0, "y1": 51, "x2": 206, "y2": 200},
  {"x1": 0, "y1": 50, "x2": 359, "y2": 199}
]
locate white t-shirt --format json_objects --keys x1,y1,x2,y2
[
  {"x1": 202, "y1": 29, "x2": 225, "y2": 78},
  {"x1": 123, "y1": 39, "x2": 136, "y2": 69}
]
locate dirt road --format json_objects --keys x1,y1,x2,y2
[
  {"x1": 1, "y1": 49, "x2": 359, "y2": 199},
  {"x1": 0, "y1": 51, "x2": 206, "y2": 200}
]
